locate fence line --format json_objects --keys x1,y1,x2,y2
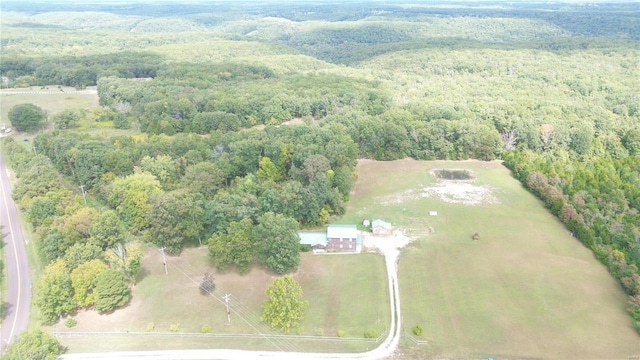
[
  {"x1": 54, "y1": 331, "x2": 386, "y2": 344},
  {"x1": 402, "y1": 328, "x2": 429, "y2": 345}
]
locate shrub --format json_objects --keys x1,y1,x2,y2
[
  {"x1": 201, "y1": 324, "x2": 212, "y2": 333},
  {"x1": 337, "y1": 330, "x2": 346, "y2": 337},
  {"x1": 413, "y1": 324, "x2": 423, "y2": 336},
  {"x1": 169, "y1": 324, "x2": 180, "y2": 332},
  {"x1": 64, "y1": 318, "x2": 77, "y2": 328},
  {"x1": 364, "y1": 329, "x2": 377, "y2": 339},
  {"x1": 299, "y1": 244, "x2": 311, "y2": 252},
  {"x1": 146, "y1": 322, "x2": 155, "y2": 332}
]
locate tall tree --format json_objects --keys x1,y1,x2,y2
[
  {"x1": 8, "y1": 103, "x2": 46, "y2": 132},
  {"x1": 146, "y1": 189, "x2": 206, "y2": 253},
  {"x1": 63, "y1": 242, "x2": 104, "y2": 271},
  {"x1": 261, "y1": 276, "x2": 308, "y2": 333},
  {"x1": 2, "y1": 328, "x2": 63, "y2": 360},
  {"x1": 88, "y1": 209, "x2": 125, "y2": 250},
  {"x1": 35, "y1": 259, "x2": 75, "y2": 324},
  {"x1": 70, "y1": 259, "x2": 108, "y2": 307},
  {"x1": 208, "y1": 218, "x2": 253, "y2": 272},
  {"x1": 108, "y1": 172, "x2": 163, "y2": 233},
  {"x1": 253, "y1": 212, "x2": 300, "y2": 274},
  {"x1": 95, "y1": 269, "x2": 130, "y2": 312}
]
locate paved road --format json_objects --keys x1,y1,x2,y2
[
  {"x1": 59, "y1": 235, "x2": 405, "y2": 360},
  {"x1": 0, "y1": 151, "x2": 32, "y2": 353}
]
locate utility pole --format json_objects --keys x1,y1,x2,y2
[
  {"x1": 32, "y1": 146, "x2": 37, "y2": 156},
  {"x1": 79, "y1": 185, "x2": 87, "y2": 206},
  {"x1": 223, "y1": 293, "x2": 231, "y2": 324},
  {"x1": 159, "y1": 247, "x2": 168, "y2": 275}
]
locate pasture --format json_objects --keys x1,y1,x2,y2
[
  {"x1": 346, "y1": 159, "x2": 640, "y2": 359},
  {"x1": 50, "y1": 247, "x2": 389, "y2": 353}
]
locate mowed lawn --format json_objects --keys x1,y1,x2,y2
[
  {"x1": 347, "y1": 159, "x2": 640, "y2": 359},
  {"x1": 52, "y1": 246, "x2": 389, "y2": 353}
]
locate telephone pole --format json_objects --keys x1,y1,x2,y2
[
  {"x1": 223, "y1": 293, "x2": 231, "y2": 324},
  {"x1": 79, "y1": 185, "x2": 87, "y2": 206},
  {"x1": 159, "y1": 247, "x2": 168, "y2": 275}
]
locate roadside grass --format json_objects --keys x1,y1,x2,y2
[
  {"x1": 344, "y1": 159, "x2": 640, "y2": 359},
  {"x1": 50, "y1": 246, "x2": 389, "y2": 353}
]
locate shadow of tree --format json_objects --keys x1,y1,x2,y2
[{"x1": 0, "y1": 301, "x2": 12, "y2": 321}]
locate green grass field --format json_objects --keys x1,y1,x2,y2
[
  {"x1": 0, "y1": 86, "x2": 98, "y2": 122},
  {"x1": 346, "y1": 159, "x2": 640, "y2": 359},
  {"x1": 51, "y1": 246, "x2": 389, "y2": 353}
]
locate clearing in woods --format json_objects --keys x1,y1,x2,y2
[{"x1": 343, "y1": 158, "x2": 640, "y2": 359}]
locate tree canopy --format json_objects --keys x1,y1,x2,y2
[
  {"x1": 261, "y1": 276, "x2": 308, "y2": 333},
  {"x1": 1, "y1": 328, "x2": 63, "y2": 360},
  {"x1": 8, "y1": 103, "x2": 46, "y2": 132}
]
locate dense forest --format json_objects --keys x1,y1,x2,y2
[{"x1": 0, "y1": 1, "x2": 639, "y2": 332}]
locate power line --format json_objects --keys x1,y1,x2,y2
[{"x1": 164, "y1": 255, "x2": 305, "y2": 353}]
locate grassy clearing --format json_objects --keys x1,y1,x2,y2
[
  {"x1": 0, "y1": 86, "x2": 98, "y2": 123},
  {"x1": 344, "y1": 159, "x2": 640, "y2": 359},
  {"x1": 50, "y1": 246, "x2": 389, "y2": 353},
  {"x1": 0, "y1": 87, "x2": 141, "y2": 148},
  {"x1": 0, "y1": 87, "x2": 99, "y2": 147}
]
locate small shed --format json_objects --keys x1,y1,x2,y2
[{"x1": 372, "y1": 219, "x2": 392, "y2": 235}]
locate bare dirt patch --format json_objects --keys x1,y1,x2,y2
[{"x1": 384, "y1": 179, "x2": 498, "y2": 206}]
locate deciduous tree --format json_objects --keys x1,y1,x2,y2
[
  {"x1": 261, "y1": 276, "x2": 308, "y2": 333},
  {"x1": 208, "y1": 218, "x2": 253, "y2": 272},
  {"x1": 71, "y1": 259, "x2": 108, "y2": 307},
  {"x1": 253, "y1": 212, "x2": 300, "y2": 274},
  {"x1": 35, "y1": 259, "x2": 75, "y2": 324},
  {"x1": 2, "y1": 328, "x2": 63, "y2": 360},
  {"x1": 8, "y1": 103, "x2": 46, "y2": 132},
  {"x1": 95, "y1": 269, "x2": 130, "y2": 312},
  {"x1": 88, "y1": 209, "x2": 125, "y2": 250}
]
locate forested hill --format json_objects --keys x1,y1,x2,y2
[{"x1": 1, "y1": 1, "x2": 639, "y2": 332}]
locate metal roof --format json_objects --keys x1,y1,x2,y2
[
  {"x1": 327, "y1": 224, "x2": 358, "y2": 239},
  {"x1": 298, "y1": 232, "x2": 327, "y2": 246},
  {"x1": 372, "y1": 219, "x2": 392, "y2": 229}
]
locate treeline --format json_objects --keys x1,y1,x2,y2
[
  {"x1": 97, "y1": 65, "x2": 390, "y2": 133},
  {"x1": 1, "y1": 138, "x2": 141, "y2": 324},
  {"x1": 3, "y1": 119, "x2": 358, "y2": 320},
  {"x1": 504, "y1": 149, "x2": 640, "y2": 332},
  {"x1": 30, "y1": 121, "x2": 357, "y2": 252},
  {"x1": 0, "y1": 52, "x2": 160, "y2": 88}
]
